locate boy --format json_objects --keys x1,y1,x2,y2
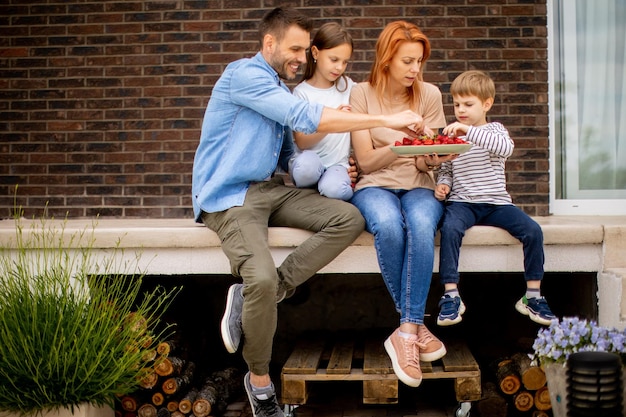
[{"x1": 434, "y1": 70, "x2": 556, "y2": 327}]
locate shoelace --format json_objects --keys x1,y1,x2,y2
[
  {"x1": 254, "y1": 394, "x2": 282, "y2": 417},
  {"x1": 417, "y1": 327, "x2": 437, "y2": 346},
  {"x1": 402, "y1": 337, "x2": 422, "y2": 368}
]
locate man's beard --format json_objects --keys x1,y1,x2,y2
[{"x1": 270, "y1": 54, "x2": 297, "y2": 80}]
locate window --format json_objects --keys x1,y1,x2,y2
[{"x1": 549, "y1": 0, "x2": 626, "y2": 215}]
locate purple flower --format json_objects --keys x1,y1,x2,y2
[{"x1": 533, "y1": 316, "x2": 626, "y2": 364}]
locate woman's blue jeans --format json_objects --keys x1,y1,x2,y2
[
  {"x1": 438, "y1": 202, "x2": 545, "y2": 284},
  {"x1": 351, "y1": 187, "x2": 444, "y2": 325}
]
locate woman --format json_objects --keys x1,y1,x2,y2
[{"x1": 349, "y1": 21, "x2": 457, "y2": 388}]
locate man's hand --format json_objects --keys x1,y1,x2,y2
[
  {"x1": 387, "y1": 110, "x2": 425, "y2": 137},
  {"x1": 434, "y1": 184, "x2": 450, "y2": 201},
  {"x1": 422, "y1": 126, "x2": 435, "y2": 138}
]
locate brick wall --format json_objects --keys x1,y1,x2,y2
[{"x1": 0, "y1": 0, "x2": 549, "y2": 219}]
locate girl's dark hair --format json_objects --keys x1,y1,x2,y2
[
  {"x1": 300, "y1": 22, "x2": 353, "y2": 91},
  {"x1": 258, "y1": 8, "x2": 313, "y2": 47}
]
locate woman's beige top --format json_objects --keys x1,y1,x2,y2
[{"x1": 350, "y1": 81, "x2": 446, "y2": 192}]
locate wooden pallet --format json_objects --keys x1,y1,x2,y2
[{"x1": 281, "y1": 334, "x2": 481, "y2": 405}]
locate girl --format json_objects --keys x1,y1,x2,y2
[{"x1": 290, "y1": 22, "x2": 355, "y2": 201}]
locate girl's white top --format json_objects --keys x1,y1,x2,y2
[{"x1": 292, "y1": 77, "x2": 355, "y2": 169}]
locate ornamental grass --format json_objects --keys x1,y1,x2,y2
[{"x1": 0, "y1": 214, "x2": 180, "y2": 415}]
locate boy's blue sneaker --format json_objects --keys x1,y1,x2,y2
[
  {"x1": 515, "y1": 295, "x2": 557, "y2": 326},
  {"x1": 437, "y1": 295, "x2": 466, "y2": 326}
]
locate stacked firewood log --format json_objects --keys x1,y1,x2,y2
[
  {"x1": 476, "y1": 352, "x2": 552, "y2": 417},
  {"x1": 117, "y1": 340, "x2": 243, "y2": 417}
]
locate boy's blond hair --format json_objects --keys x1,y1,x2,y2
[{"x1": 450, "y1": 70, "x2": 495, "y2": 102}]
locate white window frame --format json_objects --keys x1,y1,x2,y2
[{"x1": 548, "y1": 0, "x2": 626, "y2": 215}]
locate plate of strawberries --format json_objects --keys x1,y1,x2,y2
[{"x1": 391, "y1": 134, "x2": 472, "y2": 156}]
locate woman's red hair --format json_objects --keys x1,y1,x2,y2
[{"x1": 368, "y1": 21, "x2": 431, "y2": 109}]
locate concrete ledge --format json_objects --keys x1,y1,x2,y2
[
  {"x1": 0, "y1": 216, "x2": 607, "y2": 249},
  {"x1": 2, "y1": 215, "x2": 626, "y2": 328},
  {"x1": 0, "y1": 215, "x2": 617, "y2": 275}
]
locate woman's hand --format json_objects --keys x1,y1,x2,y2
[
  {"x1": 348, "y1": 156, "x2": 359, "y2": 186},
  {"x1": 421, "y1": 152, "x2": 459, "y2": 167}
]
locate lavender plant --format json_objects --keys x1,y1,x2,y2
[{"x1": 533, "y1": 316, "x2": 626, "y2": 365}]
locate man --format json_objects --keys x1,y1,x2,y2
[{"x1": 192, "y1": 8, "x2": 427, "y2": 417}]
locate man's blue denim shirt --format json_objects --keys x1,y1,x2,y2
[{"x1": 192, "y1": 52, "x2": 324, "y2": 222}]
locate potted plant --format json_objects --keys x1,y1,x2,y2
[
  {"x1": 0, "y1": 214, "x2": 180, "y2": 417},
  {"x1": 532, "y1": 316, "x2": 626, "y2": 417}
]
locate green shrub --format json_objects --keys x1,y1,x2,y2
[{"x1": 0, "y1": 215, "x2": 180, "y2": 414}]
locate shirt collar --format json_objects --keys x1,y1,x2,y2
[{"x1": 252, "y1": 52, "x2": 281, "y2": 85}]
